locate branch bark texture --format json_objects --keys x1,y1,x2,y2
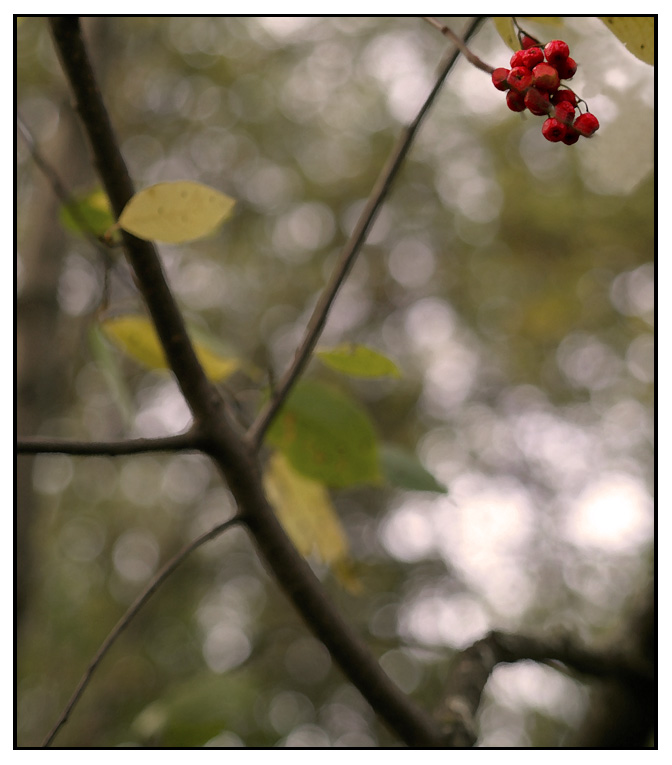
[{"x1": 47, "y1": 16, "x2": 488, "y2": 748}]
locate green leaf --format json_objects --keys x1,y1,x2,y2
[
  {"x1": 59, "y1": 188, "x2": 116, "y2": 238},
  {"x1": 100, "y1": 314, "x2": 240, "y2": 382},
  {"x1": 316, "y1": 343, "x2": 401, "y2": 379},
  {"x1": 266, "y1": 380, "x2": 380, "y2": 488},
  {"x1": 380, "y1": 444, "x2": 447, "y2": 493},
  {"x1": 118, "y1": 181, "x2": 235, "y2": 243},
  {"x1": 600, "y1": 17, "x2": 655, "y2": 65},
  {"x1": 133, "y1": 672, "x2": 257, "y2": 746}
]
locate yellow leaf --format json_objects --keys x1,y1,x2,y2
[
  {"x1": 600, "y1": 17, "x2": 655, "y2": 65},
  {"x1": 492, "y1": 17, "x2": 518, "y2": 51},
  {"x1": 263, "y1": 452, "x2": 360, "y2": 592},
  {"x1": 118, "y1": 181, "x2": 236, "y2": 243},
  {"x1": 100, "y1": 315, "x2": 239, "y2": 382},
  {"x1": 492, "y1": 17, "x2": 564, "y2": 51}
]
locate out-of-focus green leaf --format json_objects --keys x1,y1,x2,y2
[
  {"x1": 118, "y1": 181, "x2": 235, "y2": 243},
  {"x1": 600, "y1": 17, "x2": 655, "y2": 65},
  {"x1": 380, "y1": 444, "x2": 447, "y2": 493},
  {"x1": 316, "y1": 343, "x2": 401, "y2": 379},
  {"x1": 132, "y1": 672, "x2": 257, "y2": 747},
  {"x1": 266, "y1": 380, "x2": 380, "y2": 488},
  {"x1": 59, "y1": 188, "x2": 116, "y2": 238}
]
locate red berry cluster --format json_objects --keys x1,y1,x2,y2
[{"x1": 491, "y1": 35, "x2": 599, "y2": 145}]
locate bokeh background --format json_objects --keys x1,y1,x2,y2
[{"x1": 16, "y1": 17, "x2": 654, "y2": 747}]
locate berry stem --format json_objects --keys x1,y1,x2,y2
[{"x1": 422, "y1": 16, "x2": 495, "y2": 74}]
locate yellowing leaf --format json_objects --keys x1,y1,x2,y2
[
  {"x1": 492, "y1": 17, "x2": 518, "y2": 51},
  {"x1": 317, "y1": 343, "x2": 401, "y2": 379},
  {"x1": 492, "y1": 16, "x2": 564, "y2": 51},
  {"x1": 263, "y1": 452, "x2": 360, "y2": 592},
  {"x1": 118, "y1": 181, "x2": 235, "y2": 243},
  {"x1": 100, "y1": 315, "x2": 239, "y2": 382},
  {"x1": 600, "y1": 17, "x2": 655, "y2": 65}
]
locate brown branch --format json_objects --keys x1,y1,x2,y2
[
  {"x1": 41, "y1": 517, "x2": 242, "y2": 747},
  {"x1": 47, "y1": 16, "x2": 486, "y2": 748},
  {"x1": 247, "y1": 17, "x2": 488, "y2": 449},
  {"x1": 47, "y1": 18, "x2": 238, "y2": 436},
  {"x1": 422, "y1": 16, "x2": 495, "y2": 74},
  {"x1": 437, "y1": 630, "x2": 656, "y2": 746},
  {"x1": 16, "y1": 431, "x2": 201, "y2": 456}
]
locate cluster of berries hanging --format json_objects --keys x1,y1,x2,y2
[{"x1": 491, "y1": 33, "x2": 599, "y2": 145}]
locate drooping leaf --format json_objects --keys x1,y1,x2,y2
[
  {"x1": 316, "y1": 343, "x2": 401, "y2": 379},
  {"x1": 380, "y1": 444, "x2": 447, "y2": 493},
  {"x1": 492, "y1": 17, "x2": 564, "y2": 51},
  {"x1": 59, "y1": 189, "x2": 116, "y2": 238},
  {"x1": 118, "y1": 181, "x2": 236, "y2": 243},
  {"x1": 263, "y1": 452, "x2": 360, "y2": 591},
  {"x1": 266, "y1": 380, "x2": 380, "y2": 488},
  {"x1": 100, "y1": 315, "x2": 239, "y2": 382},
  {"x1": 600, "y1": 17, "x2": 655, "y2": 65}
]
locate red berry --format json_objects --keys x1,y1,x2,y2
[
  {"x1": 573, "y1": 112, "x2": 600, "y2": 137},
  {"x1": 532, "y1": 63, "x2": 560, "y2": 92},
  {"x1": 541, "y1": 117, "x2": 567, "y2": 142},
  {"x1": 557, "y1": 57, "x2": 577, "y2": 80},
  {"x1": 520, "y1": 34, "x2": 541, "y2": 50},
  {"x1": 507, "y1": 66, "x2": 534, "y2": 92},
  {"x1": 562, "y1": 129, "x2": 581, "y2": 145},
  {"x1": 510, "y1": 50, "x2": 527, "y2": 68},
  {"x1": 554, "y1": 101, "x2": 576, "y2": 124},
  {"x1": 552, "y1": 89, "x2": 577, "y2": 107},
  {"x1": 522, "y1": 47, "x2": 545, "y2": 69},
  {"x1": 506, "y1": 90, "x2": 527, "y2": 112},
  {"x1": 544, "y1": 40, "x2": 570, "y2": 66},
  {"x1": 492, "y1": 67, "x2": 511, "y2": 91},
  {"x1": 524, "y1": 88, "x2": 551, "y2": 116}
]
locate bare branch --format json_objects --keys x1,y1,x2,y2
[
  {"x1": 41, "y1": 517, "x2": 243, "y2": 747},
  {"x1": 437, "y1": 630, "x2": 656, "y2": 746},
  {"x1": 16, "y1": 431, "x2": 201, "y2": 456},
  {"x1": 247, "y1": 17, "x2": 488, "y2": 449},
  {"x1": 422, "y1": 16, "x2": 495, "y2": 74},
  {"x1": 46, "y1": 17, "x2": 487, "y2": 748}
]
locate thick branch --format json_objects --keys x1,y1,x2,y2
[
  {"x1": 438, "y1": 630, "x2": 655, "y2": 746},
  {"x1": 48, "y1": 18, "x2": 236, "y2": 435},
  {"x1": 47, "y1": 16, "x2": 484, "y2": 748},
  {"x1": 248, "y1": 17, "x2": 487, "y2": 448}
]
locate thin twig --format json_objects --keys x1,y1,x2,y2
[
  {"x1": 41, "y1": 516, "x2": 242, "y2": 747},
  {"x1": 422, "y1": 16, "x2": 495, "y2": 74},
  {"x1": 17, "y1": 112, "x2": 132, "y2": 297},
  {"x1": 16, "y1": 431, "x2": 201, "y2": 456},
  {"x1": 247, "y1": 17, "x2": 488, "y2": 449}
]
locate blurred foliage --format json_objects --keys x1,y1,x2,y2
[{"x1": 16, "y1": 17, "x2": 654, "y2": 748}]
